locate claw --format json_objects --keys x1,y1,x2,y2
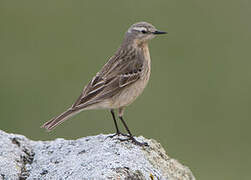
[
  {"x1": 118, "y1": 136, "x2": 148, "y2": 146},
  {"x1": 107, "y1": 132, "x2": 130, "y2": 139}
]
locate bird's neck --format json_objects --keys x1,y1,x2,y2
[
  {"x1": 120, "y1": 38, "x2": 150, "y2": 64},
  {"x1": 134, "y1": 39, "x2": 148, "y2": 48},
  {"x1": 134, "y1": 40, "x2": 150, "y2": 62}
]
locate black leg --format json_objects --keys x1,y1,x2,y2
[
  {"x1": 111, "y1": 109, "x2": 120, "y2": 134},
  {"x1": 107, "y1": 110, "x2": 129, "y2": 138},
  {"x1": 119, "y1": 116, "x2": 132, "y2": 136},
  {"x1": 119, "y1": 116, "x2": 148, "y2": 146}
]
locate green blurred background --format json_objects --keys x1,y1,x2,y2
[{"x1": 1, "y1": 0, "x2": 250, "y2": 179}]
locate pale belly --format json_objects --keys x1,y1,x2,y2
[{"x1": 110, "y1": 70, "x2": 150, "y2": 108}]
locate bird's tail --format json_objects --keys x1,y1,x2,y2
[{"x1": 41, "y1": 108, "x2": 82, "y2": 131}]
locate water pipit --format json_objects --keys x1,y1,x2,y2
[{"x1": 41, "y1": 22, "x2": 167, "y2": 146}]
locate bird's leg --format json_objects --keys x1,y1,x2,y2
[
  {"x1": 118, "y1": 115, "x2": 148, "y2": 146},
  {"x1": 117, "y1": 108, "x2": 147, "y2": 146},
  {"x1": 111, "y1": 109, "x2": 120, "y2": 135},
  {"x1": 107, "y1": 109, "x2": 129, "y2": 138}
]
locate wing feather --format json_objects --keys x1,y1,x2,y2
[{"x1": 72, "y1": 47, "x2": 144, "y2": 108}]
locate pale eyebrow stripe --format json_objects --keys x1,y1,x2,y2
[{"x1": 132, "y1": 27, "x2": 147, "y2": 32}]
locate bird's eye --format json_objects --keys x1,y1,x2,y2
[{"x1": 141, "y1": 30, "x2": 147, "y2": 34}]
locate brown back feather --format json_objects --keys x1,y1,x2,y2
[{"x1": 72, "y1": 45, "x2": 145, "y2": 108}]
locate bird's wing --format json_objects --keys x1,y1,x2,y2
[{"x1": 72, "y1": 48, "x2": 144, "y2": 108}]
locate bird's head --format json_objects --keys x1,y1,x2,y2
[{"x1": 125, "y1": 22, "x2": 167, "y2": 45}]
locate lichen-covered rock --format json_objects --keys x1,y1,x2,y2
[
  {"x1": 0, "y1": 130, "x2": 195, "y2": 180},
  {"x1": 0, "y1": 131, "x2": 34, "y2": 180}
]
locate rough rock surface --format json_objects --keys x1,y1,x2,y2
[{"x1": 0, "y1": 130, "x2": 195, "y2": 180}]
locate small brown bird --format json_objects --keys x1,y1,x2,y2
[{"x1": 41, "y1": 22, "x2": 166, "y2": 146}]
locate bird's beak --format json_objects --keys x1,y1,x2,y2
[{"x1": 153, "y1": 30, "x2": 167, "y2": 35}]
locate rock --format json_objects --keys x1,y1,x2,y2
[{"x1": 0, "y1": 130, "x2": 195, "y2": 180}]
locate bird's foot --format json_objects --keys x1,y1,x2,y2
[
  {"x1": 107, "y1": 131, "x2": 130, "y2": 139},
  {"x1": 118, "y1": 136, "x2": 148, "y2": 146}
]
